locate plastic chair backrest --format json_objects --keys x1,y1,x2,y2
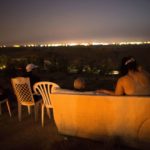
[
  {"x1": 11, "y1": 77, "x2": 35, "y2": 104},
  {"x1": 33, "y1": 82, "x2": 60, "y2": 107}
]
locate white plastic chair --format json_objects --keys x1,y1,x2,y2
[
  {"x1": 33, "y1": 82, "x2": 60, "y2": 127},
  {"x1": 0, "y1": 98, "x2": 11, "y2": 117},
  {"x1": 11, "y1": 77, "x2": 42, "y2": 121}
]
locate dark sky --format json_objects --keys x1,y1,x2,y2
[{"x1": 0, "y1": 0, "x2": 150, "y2": 45}]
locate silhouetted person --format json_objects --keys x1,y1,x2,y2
[
  {"x1": 0, "y1": 85, "x2": 7, "y2": 101},
  {"x1": 25, "y1": 63, "x2": 40, "y2": 91}
]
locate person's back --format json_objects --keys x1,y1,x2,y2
[
  {"x1": 25, "y1": 71, "x2": 40, "y2": 87},
  {"x1": 25, "y1": 64, "x2": 40, "y2": 91},
  {"x1": 117, "y1": 71, "x2": 150, "y2": 95},
  {"x1": 96, "y1": 56, "x2": 150, "y2": 96},
  {"x1": 0, "y1": 86, "x2": 7, "y2": 100}
]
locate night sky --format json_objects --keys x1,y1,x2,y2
[{"x1": 0, "y1": 0, "x2": 150, "y2": 45}]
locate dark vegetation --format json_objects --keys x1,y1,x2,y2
[
  {"x1": 0, "y1": 44, "x2": 150, "y2": 91},
  {"x1": 0, "y1": 45, "x2": 150, "y2": 149}
]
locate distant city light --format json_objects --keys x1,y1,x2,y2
[
  {"x1": 67, "y1": 43, "x2": 78, "y2": 46},
  {"x1": 13, "y1": 45, "x2": 21, "y2": 48},
  {"x1": 92, "y1": 42, "x2": 101, "y2": 46},
  {"x1": 0, "y1": 45, "x2": 6, "y2": 48},
  {"x1": 0, "y1": 41, "x2": 150, "y2": 48},
  {"x1": 0, "y1": 65, "x2": 6, "y2": 70},
  {"x1": 109, "y1": 70, "x2": 120, "y2": 75},
  {"x1": 80, "y1": 43, "x2": 89, "y2": 46},
  {"x1": 28, "y1": 44, "x2": 36, "y2": 47},
  {"x1": 93, "y1": 42, "x2": 109, "y2": 46},
  {"x1": 51, "y1": 43, "x2": 63, "y2": 47},
  {"x1": 119, "y1": 42, "x2": 143, "y2": 45}
]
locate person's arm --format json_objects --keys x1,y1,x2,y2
[
  {"x1": 96, "y1": 77, "x2": 124, "y2": 96},
  {"x1": 114, "y1": 77, "x2": 124, "y2": 95},
  {"x1": 96, "y1": 89, "x2": 115, "y2": 95}
]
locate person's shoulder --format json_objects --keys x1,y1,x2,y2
[
  {"x1": 118, "y1": 75, "x2": 128, "y2": 81},
  {"x1": 24, "y1": 71, "x2": 31, "y2": 76},
  {"x1": 117, "y1": 75, "x2": 130, "y2": 86},
  {"x1": 141, "y1": 70, "x2": 150, "y2": 78}
]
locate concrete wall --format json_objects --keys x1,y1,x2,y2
[{"x1": 50, "y1": 93, "x2": 150, "y2": 147}]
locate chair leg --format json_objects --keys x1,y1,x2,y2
[
  {"x1": 28, "y1": 106, "x2": 31, "y2": 115},
  {"x1": 0, "y1": 103, "x2": 2, "y2": 115},
  {"x1": 41, "y1": 104, "x2": 45, "y2": 127},
  {"x1": 18, "y1": 103, "x2": 22, "y2": 121},
  {"x1": 46, "y1": 108, "x2": 51, "y2": 119},
  {"x1": 6, "y1": 100, "x2": 12, "y2": 117},
  {"x1": 34, "y1": 103, "x2": 39, "y2": 122}
]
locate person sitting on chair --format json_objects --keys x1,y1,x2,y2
[
  {"x1": 25, "y1": 63, "x2": 41, "y2": 90},
  {"x1": 0, "y1": 86, "x2": 7, "y2": 101}
]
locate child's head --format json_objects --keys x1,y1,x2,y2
[{"x1": 74, "y1": 77, "x2": 85, "y2": 90}]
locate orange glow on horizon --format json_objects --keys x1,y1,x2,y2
[{"x1": 1, "y1": 41, "x2": 150, "y2": 48}]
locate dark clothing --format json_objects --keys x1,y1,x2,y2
[
  {"x1": 0, "y1": 94, "x2": 7, "y2": 101},
  {"x1": 74, "y1": 89, "x2": 87, "y2": 92},
  {"x1": 24, "y1": 72, "x2": 40, "y2": 91},
  {"x1": 33, "y1": 94, "x2": 42, "y2": 102},
  {"x1": 0, "y1": 87, "x2": 8, "y2": 101}
]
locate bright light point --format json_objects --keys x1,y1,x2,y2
[
  {"x1": 67, "y1": 43, "x2": 78, "y2": 46},
  {"x1": 0, "y1": 45, "x2": 6, "y2": 48},
  {"x1": 109, "y1": 70, "x2": 120, "y2": 75},
  {"x1": 2, "y1": 65, "x2": 6, "y2": 69},
  {"x1": 144, "y1": 41, "x2": 150, "y2": 44},
  {"x1": 13, "y1": 45, "x2": 19, "y2": 47},
  {"x1": 40, "y1": 44, "x2": 44, "y2": 47},
  {"x1": 0, "y1": 65, "x2": 6, "y2": 70},
  {"x1": 101, "y1": 43, "x2": 109, "y2": 45},
  {"x1": 80, "y1": 43, "x2": 89, "y2": 46},
  {"x1": 28, "y1": 44, "x2": 36, "y2": 47},
  {"x1": 51, "y1": 43, "x2": 63, "y2": 47},
  {"x1": 92, "y1": 42, "x2": 101, "y2": 46},
  {"x1": 91, "y1": 42, "x2": 109, "y2": 46}
]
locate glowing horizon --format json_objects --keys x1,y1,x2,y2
[
  {"x1": 0, "y1": 40, "x2": 150, "y2": 48},
  {"x1": 0, "y1": 1, "x2": 150, "y2": 47}
]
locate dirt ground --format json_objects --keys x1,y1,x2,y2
[{"x1": 0, "y1": 102, "x2": 141, "y2": 150}]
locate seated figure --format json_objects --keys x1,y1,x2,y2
[
  {"x1": 0, "y1": 86, "x2": 8, "y2": 101},
  {"x1": 96, "y1": 56, "x2": 150, "y2": 96},
  {"x1": 74, "y1": 77, "x2": 86, "y2": 91}
]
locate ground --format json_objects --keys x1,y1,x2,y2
[{"x1": 0, "y1": 102, "x2": 140, "y2": 150}]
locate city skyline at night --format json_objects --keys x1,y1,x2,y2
[{"x1": 1, "y1": 40, "x2": 150, "y2": 48}]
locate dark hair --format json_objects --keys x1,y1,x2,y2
[{"x1": 120, "y1": 56, "x2": 138, "y2": 76}]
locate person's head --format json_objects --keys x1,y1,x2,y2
[
  {"x1": 16, "y1": 67, "x2": 26, "y2": 77},
  {"x1": 26, "y1": 63, "x2": 38, "y2": 72},
  {"x1": 74, "y1": 77, "x2": 85, "y2": 90},
  {"x1": 120, "y1": 56, "x2": 138, "y2": 75}
]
